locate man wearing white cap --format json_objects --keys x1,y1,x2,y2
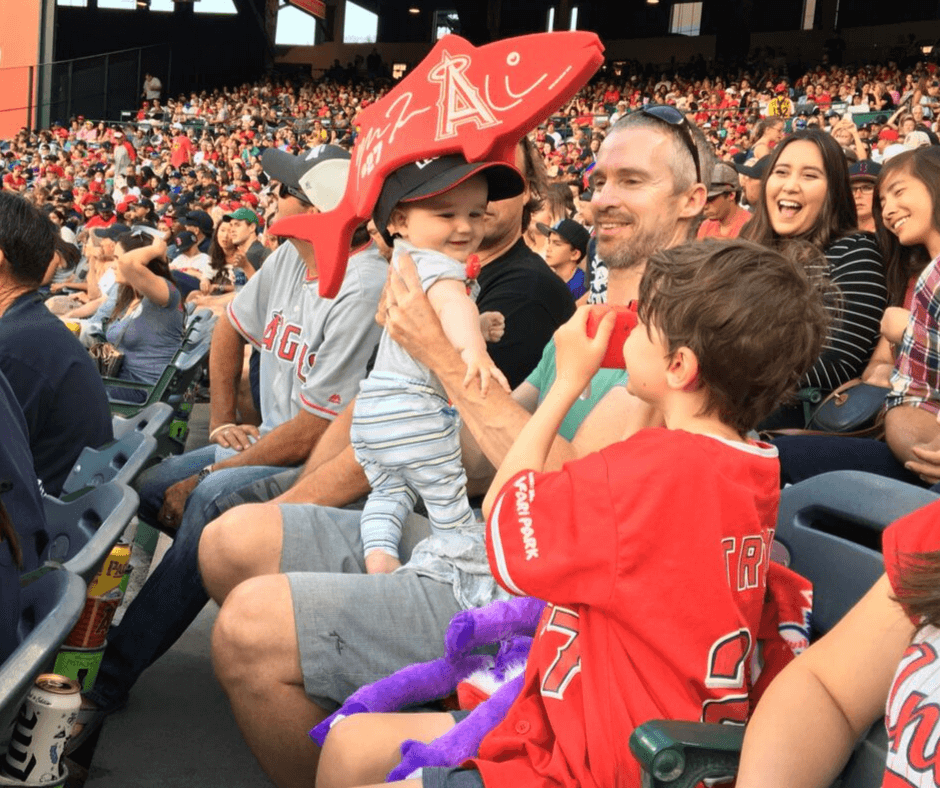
[{"x1": 74, "y1": 144, "x2": 386, "y2": 737}]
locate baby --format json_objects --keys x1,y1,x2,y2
[{"x1": 350, "y1": 154, "x2": 524, "y2": 572}]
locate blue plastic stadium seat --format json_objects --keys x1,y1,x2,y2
[
  {"x1": 41, "y1": 482, "x2": 139, "y2": 585},
  {"x1": 111, "y1": 402, "x2": 174, "y2": 441},
  {"x1": 630, "y1": 472, "x2": 940, "y2": 788},
  {"x1": 60, "y1": 430, "x2": 157, "y2": 498}
]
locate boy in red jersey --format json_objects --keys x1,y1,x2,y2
[{"x1": 321, "y1": 239, "x2": 831, "y2": 788}]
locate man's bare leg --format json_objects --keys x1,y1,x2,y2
[
  {"x1": 199, "y1": 503, "x2": 284, "y2": 604},
  {"x1": 316, "y1": 712, "x2": 455, "y2": 788},
  {"x1": 212, "y1": 574, "x2": 324, "y2": 788}
]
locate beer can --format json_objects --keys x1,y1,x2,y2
[
  {"x1": 85, "y1": 542, "x2": 131, "y2": 598},
  {"x1": 53, "y1": 642, "x2": 107, "y2": 694},
  {"x1": 1, "y1": 674, "x2": 80, "y2": 785},
  {"x1": 64, "y1": 543, "x2": 130, "y2": 649},
  {"x1": 65, "y1": 586, "x2": 123, "y2": 650}
]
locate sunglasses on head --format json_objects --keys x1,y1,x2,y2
[
  {"x1": 640, "y1": 105, "x2": 703, "y2": 186},
  {"x1": 277, "y1": 181, "x2": 311, "y2": 205}
]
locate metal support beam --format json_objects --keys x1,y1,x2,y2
[{"x1": 231, "y1": 0, "x2": 277, "y2": 67}]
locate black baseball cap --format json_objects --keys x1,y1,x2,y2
[
  {"x1": 373, "y1": 154, "x2": 525, "y2": 245},
  {"x1": 848, "y1": 160, "x2": 882, "y2": 182},
  {"x1": 93, "y1": 223, "x2": 131, "y2": 240},
  {"x1": 733, "y1": 155, "x2": 771, "y2": 180},
  {"x1": 183, "y1": 209, "x2": 213, "y2": 236},
  {"x1": 173, "y1": 230, "x2": 197, "y2": 252},
  {"x1": 536, "y1": 218, "x2": 590, "y2": 258}
]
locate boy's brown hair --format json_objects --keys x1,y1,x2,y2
[{"x1": 638, "y1": 238, "x2": 831, "y2": 434}]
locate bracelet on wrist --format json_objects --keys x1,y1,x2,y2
[{"x1": 208, "y1": 422, "x2": 236, "y2": 440}]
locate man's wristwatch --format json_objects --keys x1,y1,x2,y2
[{"x1": 197, "y1": 465, "x2": 214, "y2": 484}]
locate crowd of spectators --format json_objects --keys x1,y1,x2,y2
[
  {"x1": 4, "y1": 55, "x2": 940, "y2": 239},
  {"x1": 6, "y1": 43, "x2": 940, "y2": 788}
]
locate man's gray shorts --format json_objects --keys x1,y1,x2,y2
[
  {"x1": 421, "y1": 767, "x2": 484, "y2": 788},
  {"x1": 279, "y1": 503, "x2": 462, "y2": 711}
]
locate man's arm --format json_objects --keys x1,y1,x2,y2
[
  {"x1": 211, "y1": 408, "x2": 330, "y2": 471},
  {"x1": 462, "y1": 381, "x2": 539, "y2": 496},
  {"x1": 885, "y1": 405, "x2": 940, "y2": 482},
  {"x1": 386, "y1": 254, "x2": 622, "y2": 473},
  {"x1": 208, "y1": 315, "x2": 252, "y2": 440},
  {"x1": 273, "y1": 400, "x2": 369, "y2": 506},
  {"x1": 482, "y1": 307, "x2": 614, "y2": 516}
]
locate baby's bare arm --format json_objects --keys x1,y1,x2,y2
[{"x1": 427, "y1": 279, "x2": 509, "y2": 395}]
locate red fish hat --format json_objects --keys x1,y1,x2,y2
[{"x1": 270, "y1": 31, "x2": 605, "y2": 297}]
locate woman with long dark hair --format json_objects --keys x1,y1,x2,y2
[
  {"x1": 863, "y1": 148, "x2": 940, "y2": 386},
  {"x1": 748, "y1": 117, "x2": 784, "y2": 162},
  {"x1": 741, "y1": 130, "x2": 887, "y2": 428},
  {"x1": 103, "y1": 231, "x2": 185, "y2": 403}
]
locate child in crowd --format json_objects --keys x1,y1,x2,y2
[
  {"x1": 537, "y1": 217, "x2": 589, "y2": 299},
  {"x1": 350, "y1": 155, "x2": 524, "y2": 572},
  {"x1": 319, "y1": 238, "x2": 831, "y2": 788}
]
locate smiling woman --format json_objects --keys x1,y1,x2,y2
[{"x1": 741, "y1": 130, "x2": 888, "y2": 428}]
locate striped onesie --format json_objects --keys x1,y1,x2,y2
[{"x1": 350, "y1": 240, "x2": 476, "y2": 559}]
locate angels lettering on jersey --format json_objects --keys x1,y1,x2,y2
[{"x1": 260, "y1": 310, "x2": 317, "y2": 383}]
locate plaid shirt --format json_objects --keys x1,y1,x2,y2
[{"x1": 888, "y1": 256, "x2": 940, "y2": 414}]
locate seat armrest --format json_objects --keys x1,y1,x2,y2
[{"x1": 630, "y1": 721, "x2": 744, "y2": 788}]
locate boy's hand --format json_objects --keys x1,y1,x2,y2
[
  {"x1": 479, "y1": 311, "x2": 505, "y2": 343},
  {"x1": 554, "y1": 305, "x2": 615, "y2": 393},
  {"x1": 461, "y1": 348, "x2": 511, "y2": 397}
]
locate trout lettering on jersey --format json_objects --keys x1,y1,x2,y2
[{"x1": 721, "y1": 527, "x2": 775, "y2": 592}]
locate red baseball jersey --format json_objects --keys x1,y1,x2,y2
[
  {"x1": 883, "y1": 498, "x2": 940, "y2": 788},
  {"x1": 472, "y1": 428, "x2": 780, "y2": 788},
  {"x1": 170, "y1": 134, "x2": 194, "y2": 168}
]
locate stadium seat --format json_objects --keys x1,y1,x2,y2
[
  {"x1": 630, "y1": 472, "x2": 940, "y2": 788},
  {"x1": 40, "y1": 482, "x2": 139, "y2": 585},
  {"x1": 111, "y1": 401, "x2": 174, "y2": 441},
  {"x1": 0, "y1": 566, "x2": 85, "y2": 750},
  {"x1": 60, "y1": 430, "x2": 157, "y2": 498}
]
